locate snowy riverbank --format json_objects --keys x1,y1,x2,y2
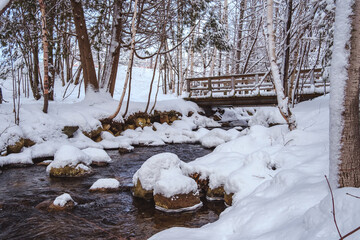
[{"x1": 150, "y1": 95, "x2": 360, "y2": 240}]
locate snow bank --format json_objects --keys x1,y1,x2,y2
[
  {"x1": 90, "y1": 178, "x2": 120, "y2": 190},
  {"x1": 0, "y1": 148, "x2": 33, "y2": 167},
  {"x1": 150, "y1": 95, "x2": 357, "y2": 240}
]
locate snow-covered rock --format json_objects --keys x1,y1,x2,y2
[
  {"x1": 82, "y1": 147, "x2": 112, "y2": 166},
  {"x1": 89, "y1": 178, "x2": 120, "y2": 192},
  {"x1": 46, "y1": 145, "x2": 93, "y2": 177}
]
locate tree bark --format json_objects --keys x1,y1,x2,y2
[
  {"x1": 331, "y1": 0, "x2": 360, "y2": 188},
  {"x1": 101, "y1": 0, "x2": 124, "y2": 97},
  {"x1": 235, "y1": 0, "x2": 246, "y2": 74},
  {"x1": 70, "y1": 0, "x2": 99, "y2": 93},
  {"x1": 39, "y1": 0, "x2": 49, "y2": 113},
  {"x1": 281, "y1": 0, "x2": 292, "y2": 97}
]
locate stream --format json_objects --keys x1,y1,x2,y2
[{"x1": 0, "y1": 144, "x2": 226, "y2": 240}]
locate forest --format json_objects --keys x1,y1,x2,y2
[{"x1": 0, "y1": 0, "x2": 359, "y2": 239}]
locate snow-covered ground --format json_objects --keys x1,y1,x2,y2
[
  {"x1": 150, "y1": 95, "x2": 360, "y2": 240},
  {"x1": 1, "y1": 65, "x2": 359, "y2": 239}
]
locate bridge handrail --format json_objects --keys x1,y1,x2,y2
[{"x1": 186, "y1": 68, "x2": 323, "y2": 96}]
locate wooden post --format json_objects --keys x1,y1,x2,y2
[
  {"x1": 187, "y1": 79, "x2": 191, "y2": 93},
  {"x1": 208, "y1": 78, "x2": 212, "y2": 96},
  {"x1": 255, "y1": 74, "x2": 260, "y2": 95},
  {"x1": 231, "y1": 77, "x2": 235, "y2": 95}
]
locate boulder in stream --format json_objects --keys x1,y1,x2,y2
[
  {"x1": 46, "y1": 145, "x2": 93, "y2": 177},
  {"x1": 153, "y1": 168, "x2": 202, "y2": 212},
  {"x1": 48, "y1": 193, "x2": 77, "y2": 211},
  {"x1": 89, "y1": 178, "x2": 120, "y2": 193}
]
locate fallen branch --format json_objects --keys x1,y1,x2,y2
[{"x1": 325, "y1": 175, "x2": 343, "y2": 239}]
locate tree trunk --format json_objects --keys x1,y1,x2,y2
[
  {"x1": 108, "y1": 0, "x2": 139, "y2": 120},
  {"x1": 70, "y1": 0, "x2": 99, "y2": 93},
  {"x1": 330, "y1": 0, "x2": 360, "y2": 188},
  {"x1": 235, "y1": 0, "x2": 246, "y2": 74},
  {"x1": 266, "y1": 0, "x2": 296, "y2": 130},
  {"x1": 101, "y1": 0, "x2": 124, "y2": 97},
  {"x1": 39, "y1": 0, "x2": 49, "y2": 113},
  {"x1": 281, "y1": 0, "x2": 292, "y2": 97}
]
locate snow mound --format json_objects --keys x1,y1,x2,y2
[
  {"x1": 46, "y1": 145, "x2": 91, "y2": 172},
  {"x1": 53, "y1": 193, "x2": 76, "y2": 207},
  {"x1": 90, "y1": 178, "x2": 120, "y2": 190},
  {"x1": 132, "y1": 152, "x2": 185, "y2": 191},
  {"x1": 154, "y1": 168, "x2": 198, "y2": 198},
  {"x1": 82, "y1": 148, "x2": 112, "y2": 163},
  {"x1": 0, "y1": 148, "x2": 33, "y2": 167},
  {"x1": 199, "y1": 128, "x2": 239, "y2": 148}
]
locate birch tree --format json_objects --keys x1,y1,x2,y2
[
  {"x1": 108, "y1": 0, "x2": 139, "y2": 120},
  {"x1": 266, "y1": 0, "x2": 296, "y2": 130},
  {"x1": 39, "y1": 0, "x2": 49, "y2": 113},
  {"x1": 329, "y1": 0, "x2": 360, "y2": 187}
]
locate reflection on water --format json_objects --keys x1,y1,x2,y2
[{"x1": 0, "y1": 144, "x2": 225, "y2": 240}]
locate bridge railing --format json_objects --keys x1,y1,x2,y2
[{"x1": 186, "y1": 68, "x2": 327, "y2": 98}]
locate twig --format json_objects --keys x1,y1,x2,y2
[
  {"x1": 325, "y1": 175, "x2": 343, "y2": 239},
  {"x1": 342, "y1": 226, "x2": 360, "y2": 239},
  {"x1": 346, "y1": 193, "x2": 360, "y2": 199}
]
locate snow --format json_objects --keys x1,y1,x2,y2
[
  {"x1": 0, "y1": 148, "x2": 33, "y2": 167},
  {"x1": 328, "y1": 0, "x2": 353, "y2": 187},
  {"x1": 53, "y1": 193, "x2": 76, "y2": 207},
  {"x1": 46, "y1": 145, "x2": 91, "y2": 172},
  {"x1": 81, "y1": 147, "x2": 112, "y2": 163},
  {"x1": 90, "y1": 178, "x2": 120, "y2": 190},
  {"x1": 133, "y1": 152, "x2": 187, "y2": 191},
  {"x1": 154, "y1": 167, "x2": 198, "y2": 198},
  {"x1": 0, "y1": 0, "x2": 9, "y2": 11},
  {"x1": 148, "y1": 95, "x2": 360, "y2": 240}
]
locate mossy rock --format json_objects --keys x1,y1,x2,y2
[
  {"x1": 135, "y1": 117, "x2": 147, "y2": 128},
  {"x1": 102, "y1": 123, "x2": 111, "y2": 131},
  {"x1": 23, "y1": 138, "x2": 36, "y2": 147},
  {"x1": 189, "y1": 172, "x2": 209, "y2": 195},
  {"x1": 154, "y1": 192, "x2": 201, "y2": 211},
  {"x1": 206, "y1": 185, "x2": 225, "y2": 200},
  {"x1": 49, "y1": 164, "x2": 93, "y2": 178},
  {"x1": 132, "y1": 179, "x2": 153, "y2": 200},
  {"x1": 224, "y1": 192, "x2": 234, "y2": 206},
  {"x1": 124, "y1": 124, "x2": 135, "y2": 130},
  {"x1": 7, "y1": 138, "x2": 25, "y2": 154},
  {"x1": 48, "y1": 200, "x2": 76, "y2": 211},
  {"x1": 187, "y1": 111, "x2": 194, "y2": 117},
  {"x1": 83, "y1": 126, "x2": 102, "y2": 140},
  {"x1": 62, "y1": 126, "x2": 79, "y2": 138}
]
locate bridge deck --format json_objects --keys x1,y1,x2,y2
[{"x1": 185, "y1": 68, "x2": 329, "y2": 107}]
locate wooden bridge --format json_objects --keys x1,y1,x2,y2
[{"x1": 184, "y1": 68, "x2": 329, "y2": 108}]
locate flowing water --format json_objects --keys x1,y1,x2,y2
[{"x1": 0, "y1": 144, "x2": 226, "y2": 240}]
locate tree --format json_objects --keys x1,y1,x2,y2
[
  {"x1": 329, "y1": 0, "x2": 360, "y2": 187},
  {"x1": 266, "y1": 0, "x2": 296, "y2": 130},
  {"x1": 70, "y1": 0, "x2": 99, "y2": 92},
  {"x1": 39, "y1": 0, "x2": 49, "y2": 113}
]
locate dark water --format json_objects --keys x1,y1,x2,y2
[{"x1": 0, "y1": 144, "x2": 225, "y2": 240}]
